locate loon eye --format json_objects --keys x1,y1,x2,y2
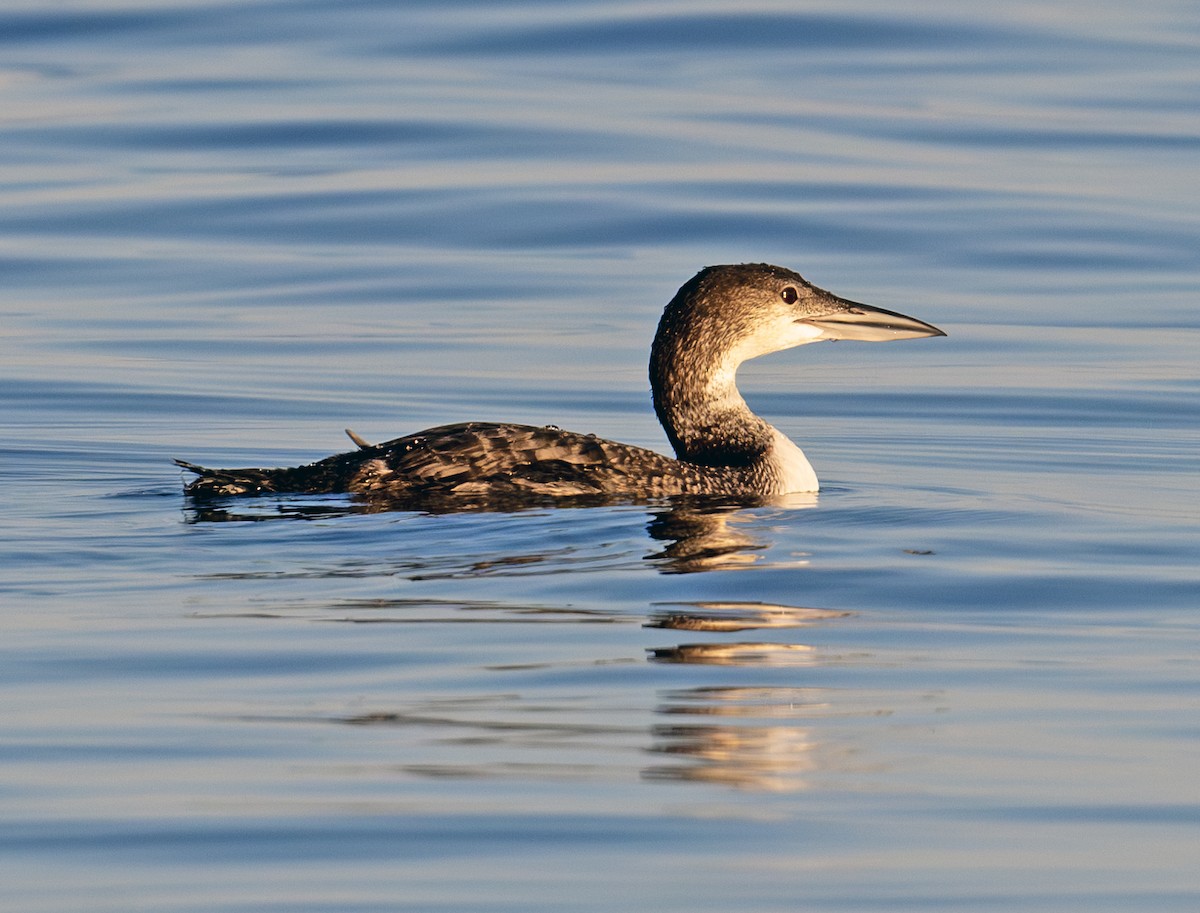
[{"x1": 780, "y1": 287, "x2": 798, "y2": 304}]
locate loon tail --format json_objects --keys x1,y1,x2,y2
[
  {"x1": 174, "y1": 459, "x2": 287, "y2": 496},
  {"x1": 177, "y1": 431, "x2": 376, "y2": 496},
  {"x1": 174, "y1": 436, "x2": 372, "y2": 495}
]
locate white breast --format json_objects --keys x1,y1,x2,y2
[{"x1": 766, "y1": 427, "x2": 819, "y2": 493}]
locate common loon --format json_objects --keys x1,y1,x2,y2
[{"x1": 176, "y1": 263, "x2": 944, "y2": 504}]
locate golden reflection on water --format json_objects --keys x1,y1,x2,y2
[
  {"x1": 646, "y1": 722, "x2": 820, "y2": 791},
  {"x1": 189, "y1": 496, "x2": 858, "y2": 792},
  {"x1": 642, "y1": 592, "x2": 854, "y2": 789},
  {"x1": 243, "y1": 592, "x2": 866, "y2": 792},
  {"x1": 646, "y1": 601, "x2": 850, "y2": 631},
  {"x1": 647, "y1": 642, "x2": 818, "y2": 665},
  {"x1": 645, "y1": 687, "x2": 848, "y2": 791},
  {"x1": 645, "y1": 498, "x2": 815, "y2": 573}
]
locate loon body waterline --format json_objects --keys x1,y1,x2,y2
[{"x1": 177, "y1": 264, "x2": 944, "y2": 504}]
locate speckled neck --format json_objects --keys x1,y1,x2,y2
[{"x1": 649, "y1": 267, "x2": 776, "y2": 469}]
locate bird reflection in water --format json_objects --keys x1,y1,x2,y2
[
  {"x1": 643, "y1": 599, "x2": 855, "y2": 790},
  {"x1": 644, "y1": 493, "x2": 816, "y2": 573},
  {"x1": 645, "y1": 687, "x2": 838, "y2": 792},
  {"x1": 646, "y1": 601, "x2": 849, "y2": 632},
  {"x1": 182, "y1": 490, "x2": 816, "y2": 577},
  {"x1": 181, "y1": 489, "x2": 862, "y2": 791}
]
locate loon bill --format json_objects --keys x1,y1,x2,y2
[{"x1": 176, "y1": 263, "x2": 945, "y2": 503}]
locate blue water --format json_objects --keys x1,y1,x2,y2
[{"x1": 2, "y1": 2, "x2": 1199, "y2": 911}]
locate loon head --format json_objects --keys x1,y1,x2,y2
[
  {"x1": 652, "y1": 263, "x2": 945, "y2": 377},
  {"x1": 650, "y1": 263, "x2": 945, "y2": 472}
]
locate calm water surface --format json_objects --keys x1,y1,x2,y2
[{"x1": 2, "y1": 2, "x2": 1199, "y2": 911}]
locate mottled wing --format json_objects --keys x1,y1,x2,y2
[
  {"x1": 177, "y1": 421, "x2": 726, "y2": 503},
  {"x1": 352, "y1": 422, "x2": 691, "y2": 498}
]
